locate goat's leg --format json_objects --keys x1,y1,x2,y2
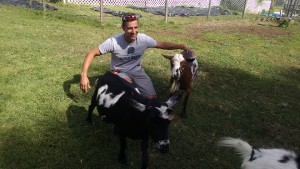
[
  {"x1": 86, "y1": 89, "x2": 98, "y2": 123},
  {"x1": 113, "y1": 124, "x2": 119, "y2": 136},
  {"x1": 181, "y1": 92, "x2": 190, "y2": 118},
  {"x1": 140, "y1": 139, "x2": 149, "y2": 169},
  {"x1": 118, "y1": 135, "x2": 127, "y2": 165}
]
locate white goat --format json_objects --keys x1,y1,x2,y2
[{"x1": 219, "y1": 137, "x2": 300, "y2": 169}]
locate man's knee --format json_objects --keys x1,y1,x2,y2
[{"x1": 146, "y1": 95, "x2": 157, "y2": 100}]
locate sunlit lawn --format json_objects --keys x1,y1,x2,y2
[{"x1": 0, "y1": 3, "x2": 299, "y2": 169}]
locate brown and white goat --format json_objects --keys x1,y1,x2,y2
[{"x1": 162, "y1": 50, "x2": 199, "y2": 118}]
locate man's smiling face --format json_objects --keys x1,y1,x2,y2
[{"x1": 122, "y1": 20, "x2": 139, "y2": 43}]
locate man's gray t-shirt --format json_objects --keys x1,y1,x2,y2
[{"x1": 99, "y1": 33, "x2": 157, "y2": 72}]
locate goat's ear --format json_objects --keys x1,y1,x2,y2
[
  {"x1": 167, "y1": 109, "x2": 181, "y2": 122},
  {"x1": 165, "y1": 94, "x2": 182, "y2": 107},
  {"x1": 162, "y1": 54, "x2": 173, "y2": 60},
  {"x1": 167, "y1": 109, "x2": 175, "y2": 121},
  {"x1": 170, "y1": 114, "x2": 180, "y2": 123}
]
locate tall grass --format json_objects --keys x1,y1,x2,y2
[{"x1": 0, "y1": 3, "x2": 299, "y2": 169}]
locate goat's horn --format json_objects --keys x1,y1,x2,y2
[{"x1": 162, "y1": 54, "x2": 173, "y2": 60}]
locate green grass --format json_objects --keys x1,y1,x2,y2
[{"x1": 0, "y1": 3, "x2": 299, "y2": 169}]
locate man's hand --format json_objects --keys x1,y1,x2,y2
[
  {"x1": 182, "y1": 44, "x2": 192, "y2": 52},
  {"x1": 80, "y1": 75, "x2": 90, "y2": 93},
  {"x1": 182, "y1": 45, "x2": 196, "y2": 62}
]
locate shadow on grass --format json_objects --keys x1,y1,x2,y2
[
  {"x1": 63, "y1": 74, "x2": 100, "y2": 102},
  {"x1": 1, "y1": 62, "x2": 299, "y2": 169},
  {"x1": 0, "y1": 104, "x2": 124, "y2": 169},
  {"x1": 143, "y1": 63, "x2": 300, "y2": 168},
  {"x1": 61, "y1": 71, "x2": 144, "y2": 169}
]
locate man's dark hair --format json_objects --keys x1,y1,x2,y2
[{"x1": 121, "y1": 13, "x2": 139, "y2": 27}]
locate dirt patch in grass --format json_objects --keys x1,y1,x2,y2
[
  {"x1": 190, "y1": 21, "x2": 292, "y2": 37},
  {"x1": 158, "y1": 21, "x2": 292, "y2": 39}
]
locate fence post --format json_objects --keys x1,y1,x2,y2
[
  {"x1": 165, "y1": 0, "x2": 168, "y2": 22},
  {"x1": 286, "y1": 0, "x2": 292, "y2": 17},
  {"x1": 100, "y1": 0, "x2": 103, "y2": 23},
  {"x1": 290, "y1": 0, "x2": 299, "y2": 18},
  {"x1": 207, "y1": 0, "x2": 212, "y2": 18},
  {"x1": 42, "y1": 0, "x2": 46, "y2": 12},
  {"x1": 268, "y1": 0, "x2": 274, "y2": 15},
  {"x1": 242, "y1": 0, "x2": 248, "y2": 18}
]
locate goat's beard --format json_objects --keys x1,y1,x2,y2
[{"x1": 170, "y1": 81, "x2": 180, "y2": 93}]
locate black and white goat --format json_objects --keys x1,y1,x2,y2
[
  {"x1": 219, "y1": 137, "x2": 300, "y2": 169},
  {"x1": 162, "y1": 49, "x2": 199, "y2": 118},
  {"x1": 86, "y1": 71, "x2": 181, "y2": 169}
]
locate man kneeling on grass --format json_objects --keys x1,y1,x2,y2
[{"x1": 80, "y1": 12, "x2": 194, "y2": 100}]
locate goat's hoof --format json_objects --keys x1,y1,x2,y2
[
  {"x1": 114, "y1": 125, "x2": 119, "y2": 136},
  {"x1": 86, "y1": 117, "x2": 94, "y2": 124},
  {"x1": 141, "y1": 165, "x2": 148, "y2": 169}
]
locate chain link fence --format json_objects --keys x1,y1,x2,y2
[
  {"x1": 66, "y1": 0, "x2": 271, "y2": 19},
  {"x1": 62, "y1": 0, "x2": 298, "y2": 22}
]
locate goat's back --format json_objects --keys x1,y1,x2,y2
[
  {"x1": 219, "y1": 137, "x2": 299, "y2": 169},
  {"x1": 242, "y1": 149, "x2": 299, "y2": 169},
  {"x1": 95, "y1": 72, "x2": 146, "y2": 122}
]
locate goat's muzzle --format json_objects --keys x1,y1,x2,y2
[
  {"x1": 156, "y1": 140, "x2": 170, "y2": 154},
  {"x1": 173, "y1": 68, "x2": 181, "y2": 80},
  {"x1": 186, "y1": 57, "x2": 196, "y2": 62}
]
